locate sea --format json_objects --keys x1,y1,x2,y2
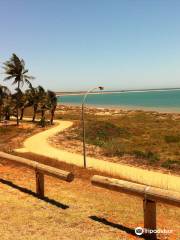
[{"x1": 57, "y1": 90, "x2": 180, "y2": 112}]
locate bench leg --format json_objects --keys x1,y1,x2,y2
[
  {"x1": 36, "y1": 171, "x2": 44, "y2": 197},
  {"x1": 143, "y1": 199, "x2": 157, "y2": 240}
]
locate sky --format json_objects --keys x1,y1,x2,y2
[{"x1": 0, "y1": 0, "x2": 180, "y2": 91}]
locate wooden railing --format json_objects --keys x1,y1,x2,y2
[
  {"x1": 0, "y1": 151, "x2": 179, "y2": 239},
  {"x1": 91, "y1": 175, "x2": 180, "y2": 239},
  {"x1": 0, "y1": 151, "x2": 74, "y2": 197}
]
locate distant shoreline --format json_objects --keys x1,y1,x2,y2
[
  {"x1": 56, "y1": 88, "x2": 180, "y2": 96},
  {"x1": 58, "y1": 102, "x2": 180, "y2": 113}
]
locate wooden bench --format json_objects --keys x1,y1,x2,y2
[
  {"x1": 0, "y1": 151, "x2": 74, "y2": 197},
  {"x1": 91, "y1": 175, "x2": 180, "y2": 239}
]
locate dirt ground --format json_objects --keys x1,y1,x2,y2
[
  {"x1": 0, "y1": 122, "x2": 34, "y2": 152},
  {"x1": 0, "y1": 156, "x2": 179, "y2": 240},
  {"x1": 0, "y1": 120, "x2": 50, "y2": 152}
]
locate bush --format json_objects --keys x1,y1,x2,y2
[
  {"x1": 161, "y1": 160, "x2": 180, "y2": 169},
  {"x1": 0, "y1": 127, "x2": 8, "y2": 134},
  {"x1": 133, "y1": 150, "x2": 159, "y2": 163},
  {"x1": 103, "y1": 140, "x2": 125, "y2": 157},
  {"x1": 38, "y1": 117, "x2": 46, "y2": 127},
  {"x1": 84, "y1": 120, "x2": 129, "y2": 143},
  {"x1": 165, "y1": 135, "x2": 180, "y2": 143},
  {"x1": 92, "y1": 138, "x2": 106, "y2": 147},
  {"x1": 133, "y1": 150, "x2": 146, "y2": 159}
]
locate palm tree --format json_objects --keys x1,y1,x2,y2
[
  {"x1": 11, "y1": 88, "x2": 24, "y2": 121},
  {"x1": 18, "y1": 90, "x2": 28, "y2": 121},
  {"x1": 3, "y1": 104, "x2": 12, "y2": 120},
  {"x1": 0, "y1": 85, "x2": 11, "y2": 121},
  {"x1": 47, "y1": 90, "x2": 57, "y2": 124},
  {"x1": 25, "y1": 84, "x2": 37, "y2": 121},
  {"x1": 38, "y1": 87, "x2": 48, "y2": 123},
  {"x1": 26, "y1": 85, "x2": 46, "y2": 122},
  {"x1": 3, "y1": 54, "x2": 34, "y2": 125}
]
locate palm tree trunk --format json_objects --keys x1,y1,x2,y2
[
  {"x1": 41, "y1": 109, "x2": 45, "y2": 118},
  {"x1": 0, "y1": 105, "x2": 2, "y2": 122},
  {"x1": 20, "y1": 107, "x2": 25, "y2": 120},
  {"x1": 16, "y1": 106, "x2": 19, "y2": 125},
  {"x1": 16, "y1": 82, "x2": 20, "y2": 126},
  {"x1": 50, "y1": 109, "x2": 54, "y2": 125},
  {"x1": 41, "y1": 109, "x2": 46, "y2": 127},
  {"x1": 5, "y1": 112, "x2": 10, "y2": 120},
  {"x1": 50, "y1": 105, "x2": 56, "y2": 124},
  {"x1": 32, "y1": 105, "x2": 37, "y2": 122}
]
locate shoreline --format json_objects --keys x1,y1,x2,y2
[
  {"x1": 57, "y1": 102, "x2": 180, "y2": 113},
  {"x1": 56, "y1": 88, "x2": 180, "y2": 96}
]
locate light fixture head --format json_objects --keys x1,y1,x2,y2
[{"x1": 99, "y1": 86, "x2": 104, "y2": 90}]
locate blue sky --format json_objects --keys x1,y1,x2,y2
[{"x1": 1, "y1": 0, "x2": 180, "y2": 91}]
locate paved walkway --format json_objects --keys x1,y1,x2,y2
[{"x1": 15, "y1": 120, "x2": 180, "y2": 192}]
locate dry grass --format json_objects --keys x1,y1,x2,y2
[
  {"x1": 54, "y1": 106, "x2": 180, "y2": 175},
  {"x1": 0, "y1": 119, "x2": 53, "y2": 153},
  {"x1": 0, "y1": 122, "x2": 36, "y2": 152},
  {"x1": 0, "y1": 157, "x2": 179, "y2": 240}
]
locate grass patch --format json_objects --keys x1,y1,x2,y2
[
  {"x1": 0, "y1": 123, "x2": 39, "y2": 152},
  {"x1": 161, "y1": 160, "x2": 180, "y2": 169},
  {"x1": 165, "y1": 135, "x2": 180, "y2": 143},
  {"x1": 85, "y1": 121, "x2": 129, "y2": 141},
  {"x1": 102, "y1": 140, "x2": 125, "y2": 157},
  {"x1": 73, "y1": 120, "x2": 129, "y2": 144},
  {"x1": 133, "y1": 150, "x2": 159, "y2": 163},
  {"x1": 0, "y1": 127, "x2": 9, "y2": 134},
  {"x1": 72, "y1": 120, "x2": 129, "y2": 157}
]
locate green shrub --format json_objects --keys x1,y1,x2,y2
[
  {"x1": 133, "y1": 150, "x2": 146, "y2": 159},
  {"x1": 133, "y1": 150, "x2": 159, "y2": 163},
  {"x1": 165, "y1": 135, "x2": 180, "y2": 143},
  {"x1": 0, "y1": 127, "x2": 8, "y2": 134},
  {"x1": 103, "y1": 140, "x2": 125, "y2": 157},
  {"x1": 38, "y1": 117, "x2": 46, "y2": 127},
  {"x1": 161, "y1": 160, "x2": 180, "y2": 169},
  {"x1": 92, "y1": 138, "x2": 106, "y2": 147},
  {"x1": 84, "y1": 120, "x2": 129, "y2": 143}
]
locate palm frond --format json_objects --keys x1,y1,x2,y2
[
  {"x1": 22, "y1": 69, "x2": 28, "y2": 74},
  {"x1": 4, "y1": 75, "x2": 14, "y2": 81},
  {"x1": 3, "y1": 53, "x2": 34, "y2": 88}
]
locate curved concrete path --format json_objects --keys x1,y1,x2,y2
[{"x1": 15, "y1": 120, "x2": 180, "y2": 192}]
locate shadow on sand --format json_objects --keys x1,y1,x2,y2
[
  {"x1": 89, "y1": 216, "x2": 146, "y2": 239},
  {"x1": 0, "y1": 178, "x2": 69, "y2": 209}
]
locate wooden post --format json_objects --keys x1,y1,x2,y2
[
  {"x1": 36, "y1": 170, "x2": 44, "y2": 197},
  {"x1": 143, "y1": 199, "x2": 157, "y2": 240}
]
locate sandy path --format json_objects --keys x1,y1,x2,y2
[{"x1": 15, "y1": 120, "x2": 180, "y2": 192}]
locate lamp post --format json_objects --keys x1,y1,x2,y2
[{"x1": 82, "y1": 86, "x2": 104, "y2": 168}]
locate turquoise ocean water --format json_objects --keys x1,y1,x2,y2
[{"x1": 58, "y1": 90, "x2": 180, "y2": 111}]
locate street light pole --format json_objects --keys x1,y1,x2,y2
[{"x1": 82, "y1": 86, "x2": 104, "y2": 168}]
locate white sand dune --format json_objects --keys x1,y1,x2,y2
[{"x1": 15, "y1": 120, "x2": 180, "y2": 192}]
